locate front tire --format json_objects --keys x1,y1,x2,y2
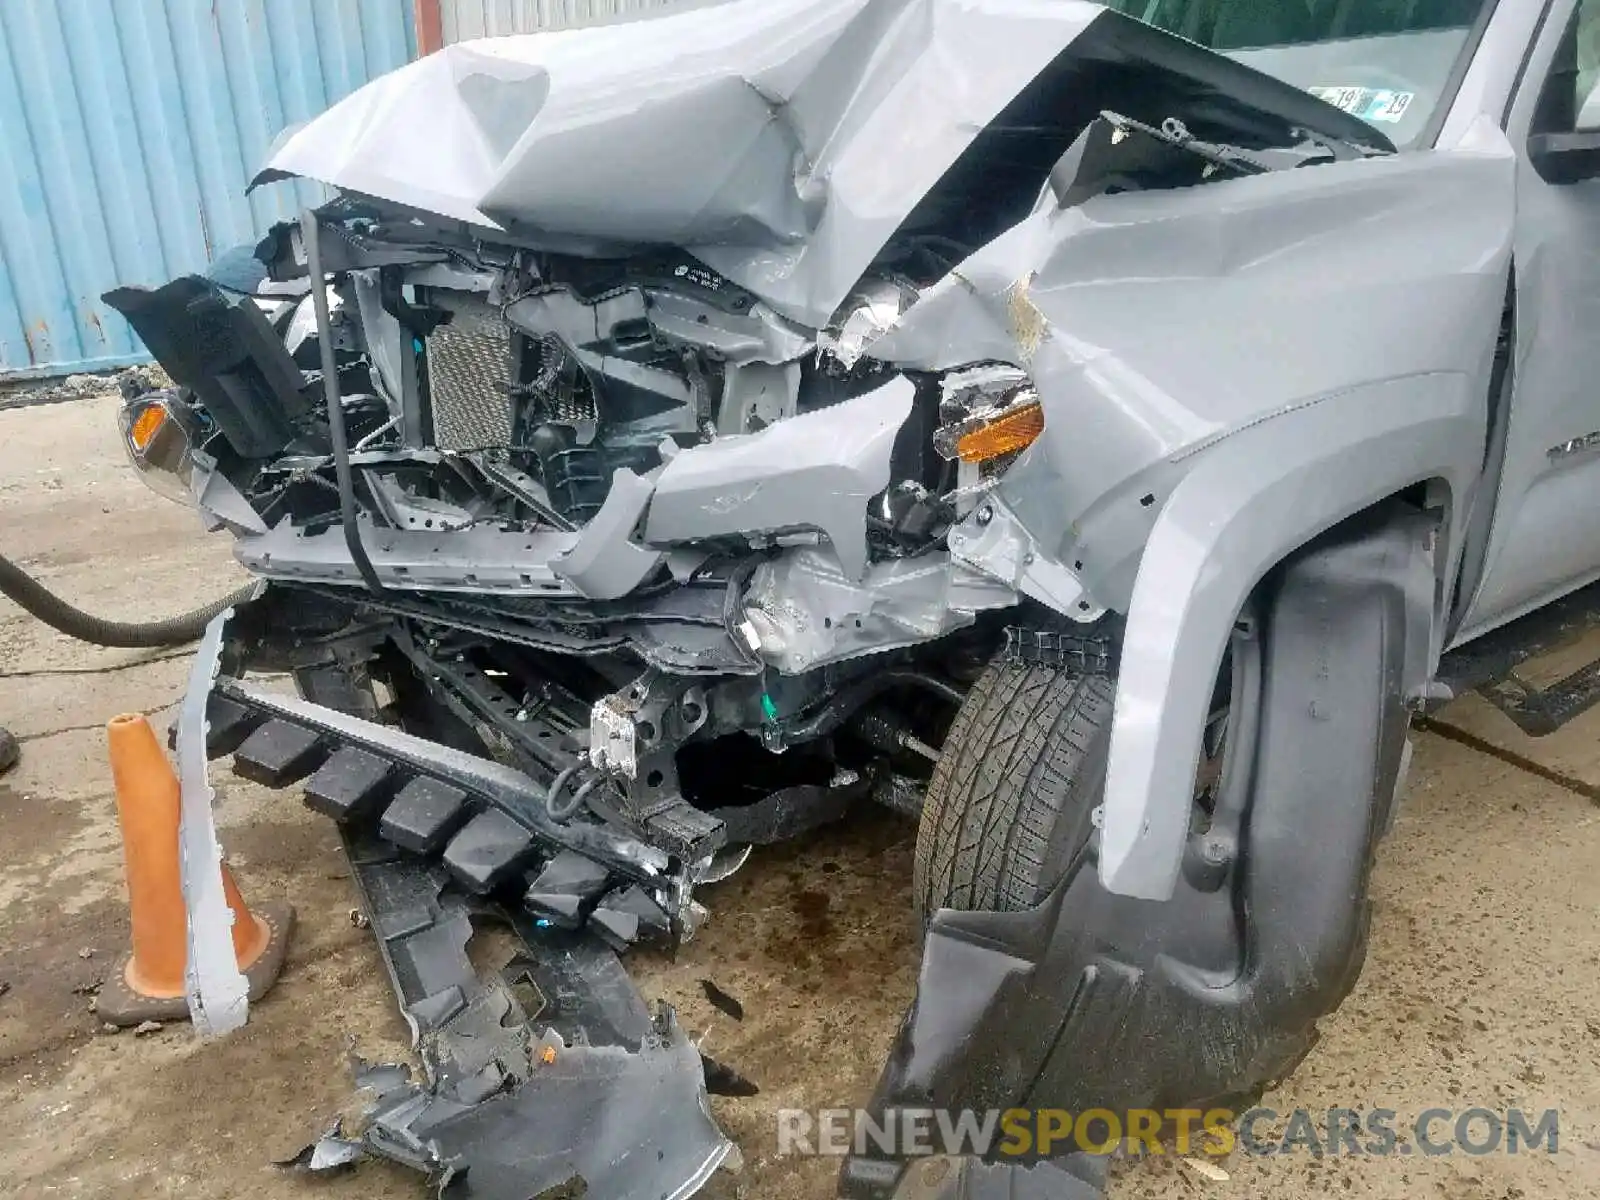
[{"x1": 913, "y1": 662, "x2": 1113, "y2": 922}]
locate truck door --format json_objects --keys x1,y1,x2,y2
[{"x1": 1456, "y1": 0, "x2": 1600, "y2": 638}]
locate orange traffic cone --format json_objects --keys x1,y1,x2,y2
[{"x1": 97, "y1": 712, "x2": 293, "y2": 1027}]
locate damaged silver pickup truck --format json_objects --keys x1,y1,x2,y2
[{"x1": 104, "y1": 0, "x2": 1600, "y2": 1195}]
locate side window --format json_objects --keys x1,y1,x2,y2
[
  {"x1": 1538, "y1": 0, "x2": 1600, "y2": 132},
  {"x1": 1580, "y1": 1, "x2": 1600, "y2": 129}
]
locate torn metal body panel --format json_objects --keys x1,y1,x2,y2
[
  {"x1": 744, "y1": 547, "x2": 1016, "y2": 674},
  {"x1": 871, "y1": 121, "x2": 1516, "y2": 899},
  {"x1": 105, "y1": 0, "x2": 1600, "y2": 1194},
  {"x1": 646, "y1": 377, "x2": 915, "y2": 582},
  {"x1": 872, "y1": 123, "x2": 1516, "y2": 611}
]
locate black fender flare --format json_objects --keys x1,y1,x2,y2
[{"x1": 840, "y1": 510, "x2": 1428, "y2": 1197}]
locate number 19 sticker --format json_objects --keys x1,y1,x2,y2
[{"x1": 1309, "y1": 85, "x2": 1415, "y2": 124}]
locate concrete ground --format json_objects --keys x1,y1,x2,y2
[{"x1": 1, "y1": 392, "x2": 1597, "y2": 1199}]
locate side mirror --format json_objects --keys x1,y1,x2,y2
[{"x1": 1529, "y1": 130, "x2": 1600, "y2": 185}]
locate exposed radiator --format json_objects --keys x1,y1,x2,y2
[{"x1": 427, "y1": 298, "x2": 513, "y2": 452}]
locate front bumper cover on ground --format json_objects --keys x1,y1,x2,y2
[
  {"x1": 305, "y1": 832, "x2": 730, "y2": 1198},
  {"x1": 173, "y1": 621, "x2": 734, "y2": 1198}
]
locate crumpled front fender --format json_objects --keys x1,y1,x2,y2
[
  {"x1": 870, "y1": 122, "x2": 1516, "y2": 899},
  {"x1": 843, "y1": 514, "x2": 1429, "y2": 1197},
  {"x1": 1100, "y1": 376, "x2": 1473, "y2": 899}
]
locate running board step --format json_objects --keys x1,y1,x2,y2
[{"x1": 1437, "y1": 577, "x2": 1600, "y2": 736}]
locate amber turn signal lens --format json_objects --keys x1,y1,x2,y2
[
  {"x1": 128, "y1": 404, "x2": 168, "y2": 453},
  {"x1": 954, "y1": 401, "x2": 1044, "y2": 463}
]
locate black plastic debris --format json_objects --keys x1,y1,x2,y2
[
  {"x1": 303, "y1": 747, "x2": 395, "y2": 824},
  {"x1": 201, "y1": 693, "x2": 264, "y2": 758},
  {"x1": 380, "y1": 775, "x2": 470, "y2": 854},
  {"x1": 165, "y1": 691, "x2": 263, "y2": 757},
  {"x1": 233, "y1": 719, "x2": 327, "y2": 787},
  {"x1": 442, "y1": 809, "x2": 537, "y2": 893},
  {"x1": 200, "y1": 683, "x2": 732, "y2": 1193},
  {"x1": 700, "y1": 979, "x2": 745, "y2": 1021},
  {"x1": 589, "y1": 884, "x2": 672, "y2": 951},
  {"x1": 307, "y1": 830, "x2": 731, "y2": 1199},
  {"x1": 523, "y1": 850, "x2": 612, "y2": 929},
  {"x1": 700, "y1": 1052, "x2": 760, "y2": 1097}
]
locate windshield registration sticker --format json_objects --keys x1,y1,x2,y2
[{"x1": 1308, "y1": 86, "x2": 1415, "y2": 124}]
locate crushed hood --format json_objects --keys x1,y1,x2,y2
[{"x1": 255, "y1": 0, "x2": 1386, "y2": 327}]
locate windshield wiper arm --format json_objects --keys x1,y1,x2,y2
[{"x1": 1103, "y1": 110, "x2": 1382, "y2": 178}]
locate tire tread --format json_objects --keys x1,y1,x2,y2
[{"x1": 914, "y1": 662, "x2": 1114, "y2": 921}]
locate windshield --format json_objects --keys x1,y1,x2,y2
[{"x1": 1107, "y1": 0, "x2": 1494, "y2": 146}]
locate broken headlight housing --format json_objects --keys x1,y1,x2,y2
[
  {"x1": 934, "y1": 365, "x2": 1044, "y2": 466},
  {"x1": 118, "y1": 389, "x2": 200, "y2": 506}
]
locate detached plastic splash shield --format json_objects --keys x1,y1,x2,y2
[{"x1": 297, "y1": 829, "x2": 731, "y2": 1198}]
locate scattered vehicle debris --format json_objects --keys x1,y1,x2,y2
[
  {"x1": 305, "y1": 826, "x2": 731, "y2": 1198},
  {"x1": 700, "y1": 979, "x2": 745, "y2": 1022},
  {"x1": 101, "y1": 0, "x2": 1600, "y2": 1194},
  {"x1": 275, "y1": 1120, "x2": 364, "y2": 1173},
  {"x1": 1182, "y1": 1156, "x2": 1231, "y2": 1183},
  {"x1": 699, "y1": 1053, "x2": 760, "y2": 1098}
]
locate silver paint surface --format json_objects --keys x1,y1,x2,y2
[
  {"x1": 176, "y1": 611, "x2": 251, "y2": 1035},
  {"x1": 869, "y1": 118, "x2": 1517, "y2": 896},
  {"x1": 257, "y1": 0, "x2": 1104, "y2": 327},
  {"x1": 645, "y1": 376, "x2": 915, "y2": 581},
  {"x1": 243, "y1": 0, "x2": 1568, "y2": 902}
]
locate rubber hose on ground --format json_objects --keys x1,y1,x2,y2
[{"x1": 0, "y1": 552, "x2": 256, "y2": 649}]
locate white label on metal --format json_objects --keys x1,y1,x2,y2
[{"x1": 590, "y1": 697, "x2": 637, "y2": 778}]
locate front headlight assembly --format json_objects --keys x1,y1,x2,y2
[{"x1": 118, "y1": 390, "x2": 200, "y2": 505}]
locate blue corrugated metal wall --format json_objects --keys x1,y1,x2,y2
[
  {"x1": 440, "y1": 0, "x2": 717, "y2": 40},
  {"x1": 0, "y1": 0, "x2": 416, "y2": 379}
]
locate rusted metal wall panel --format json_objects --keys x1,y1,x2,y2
[
  {"x1": 438, "y1": 0, "x2": 718, "y2": 41},
  {"x1": 0, "y1": 0, "x2": 416, "y2": 379}
]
